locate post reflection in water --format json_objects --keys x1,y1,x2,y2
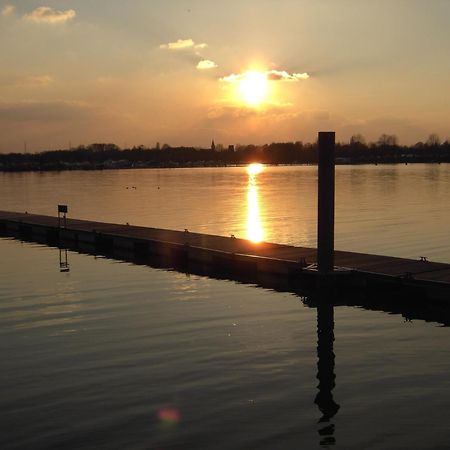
[
  {"x1": 315, "y1": 302, "x2": 340, "y2": 447},
  {"x1": 246, "y1": 163, "x2": 265, "y2": 243},
  {"x1": 59, "y1": 247, "x2": 70, "y2": 272}
]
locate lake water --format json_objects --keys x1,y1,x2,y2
[{"x1": 1, "y1": 164, "x2": 450, "y2": 449}]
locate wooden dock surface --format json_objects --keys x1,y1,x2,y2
[{"x1": 1, "y1": 210, "x2": 449, "y2": 295}]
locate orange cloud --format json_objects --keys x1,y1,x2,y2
[
  {"x1": 1, "y1": 4, "x2": 15, "y2": 16},
  {"x1": 220, "y1": 69, "x2": 309, "y2": 83},
  {"x1": 24, "y1": 6, "x2": 76, "y2": 24},
  {"x1": 19, "y1": 75, "x2": 54, "y2": 86},
  {"x1": 266, "y1": 70, "x2": 309, "y2": 81},
  {"x1": 0, "y1": 74, "x2": 54, "y2": 88},
  {"x1": 0, "y1": 100, "x2": 93, "y2": 122},
  {"x1": 207, "y1": 101, "x2": 295, "y2": 119},
  {"x1": 160, "y1": 39, "x2": 207, "y2": 51},
  {"x1": 196, "y1": 60, "x2": 218, "y2": 70}
]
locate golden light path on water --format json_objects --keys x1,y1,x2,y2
[{"x1": 246, "y1": 163, "x2": 265, "y2": 242}]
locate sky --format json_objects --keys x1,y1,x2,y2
[{"x1": 0, "y1": 0, "x2": 449, "y2": 152}]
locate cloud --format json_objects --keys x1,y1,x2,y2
[
  {"x1": 160, "y1": 38, "x2": 207, "y2": 50},
  {"x1": 24, "y1": 6, "x2": 76, "y2": 24},
  {"x1": 219, "y1": 73, "x2": 242, "y2": 83},
  {"x1": 0, "y1": 74, "x2": 54, "y2": 88},
  {"x1": 267, "y1": 70, "x2": 309, "y2": 81},
  {"x1": 196, "y1": 60, "x2": 218, "y2": 70},
  {"x1": 19, "y1": 75, "x2": 54, "y2": 87},
  {"x1": 0, "y1": 101, "x2": 92, "y2": 122},
  {"x1": 207, "y1": 102, "x2": 295, "y2": 120},
  {"x1": 220, "y1": 69, "x2": 309, "y2": 83},
  {"x1": 1, "y1": 4, "x2": 15, "y2": 16}
]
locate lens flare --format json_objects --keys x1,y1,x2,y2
[{"x1": 157, "y1": 406, "x2": 181, "y2": 425}]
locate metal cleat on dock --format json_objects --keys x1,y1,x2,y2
[{"x1": 298, "y1": 257, "x2": 308, "y2": 268}]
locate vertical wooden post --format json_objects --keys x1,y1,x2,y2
[{"x1": 317, "y1": 132, "x2": 335, "y2": 274}]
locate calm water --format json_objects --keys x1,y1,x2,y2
[
  {"x1": 1, "y1": 164, "x2": 450, "y2": 261},
  {"x1": 1, "y1": 165, "x2": 450, "y2": 449}
]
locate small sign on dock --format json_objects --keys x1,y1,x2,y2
[{"x1": 58, "y1": 204, "x2": 68, "y2": 228}]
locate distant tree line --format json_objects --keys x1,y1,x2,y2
[{"x1": 1, "y1": 134, "x2": 449, "y2": 172}]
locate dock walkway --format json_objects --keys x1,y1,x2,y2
[{"x1": 1, "y1": 210, "x2": 449, "y2": 301}]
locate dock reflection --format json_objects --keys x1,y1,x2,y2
[{"x1": 3, "y1": 232, "x2": 450, "y2": 449}]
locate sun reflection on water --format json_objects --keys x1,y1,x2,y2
[{"x1": 246, "y1": 163, "x2": 265, "y2": 242}]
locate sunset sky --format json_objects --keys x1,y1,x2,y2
[{"x1": 0, "y1": 0, "x2": 449, "y2": 152}]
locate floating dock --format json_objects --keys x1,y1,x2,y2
[{"x1": 1, "y1": 210, "x2": 449, "y2": 303}]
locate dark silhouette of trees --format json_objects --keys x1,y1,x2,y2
[
  {"x1": 377, "y1": 134, "x2": 398, "y2": 147},
  {"x1": 1, "y1": 135, "x2": 449, "y2": 171},
  {"x1": 426, "y1": 134, "x2": 441, "y2": 146},
  {"x1": 350, "y1": 134, "x2": 366, "y2": 146}
]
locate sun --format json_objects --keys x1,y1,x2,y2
[{"x1": 238, "y1": 71, "x2": 268, "y2": 106}]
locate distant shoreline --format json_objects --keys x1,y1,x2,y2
[
  {"x1": 1, "y1": 160, "x2": 448, "y2": 173},
  {"x1": 1, "y1": 141, "x2": 449, "y2": 172}
]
